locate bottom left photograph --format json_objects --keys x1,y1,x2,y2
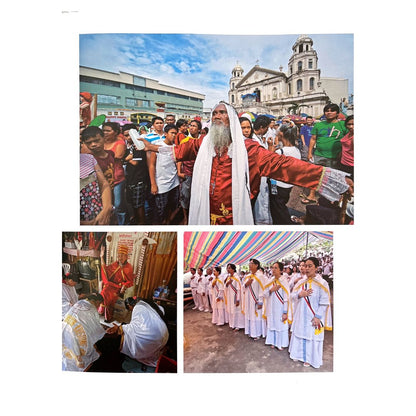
[{"x1": 61, "y1": 231, "x2": 177, "y2": 373}]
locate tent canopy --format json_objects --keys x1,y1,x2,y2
[{"x1": 184, "y1": 231, "x2": 332, "y2": 269}]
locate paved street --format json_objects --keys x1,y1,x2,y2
[{"x1": 184, "y1": 304, "x2": 333, "y2": 373}]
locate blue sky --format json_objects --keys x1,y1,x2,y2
[{"x1": 80, "y1": 33, "x2": 353, "y2": 108}]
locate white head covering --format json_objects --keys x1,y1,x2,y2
[{"x1": 188, "y1": 102, "x2": 253, "y2": 225}]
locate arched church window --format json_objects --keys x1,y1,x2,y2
[
  {"x1": 297, "y1": 79, "x2": 303, "y2": 91},
  {"x1": 298, "y1": 61, "x2": 302, "y2": 72},
  {"x1": 309, "y1": 77, "x2": 315, "y2": 90},
  {"x1": 272, "y1": 87, "x2": 277, "y2": 99}
]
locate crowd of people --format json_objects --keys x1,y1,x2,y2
[
  {"x1": 187, "y1": 254, "x2": 333, "y2": 369},
  {"x1": 62, "y1": 243, "x2": 170, "y2": 372},
  {"x1": 80, "y1": 98, "x2": 354, "y2": 225}
]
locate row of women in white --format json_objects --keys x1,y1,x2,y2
[{"x1": 189, "y1": 256, "x2": 332, "y2": 368}]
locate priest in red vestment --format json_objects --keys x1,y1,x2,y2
[
  {"x1": 140, "y1": 102, "x2": 352, "y2": 225},
  {"x1": 99, "y1": 244, "x2": 134, "y2": 322}
]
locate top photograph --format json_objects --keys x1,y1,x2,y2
[{"x1": 79, "y1": 34, "x2": 354, "y2": 226}]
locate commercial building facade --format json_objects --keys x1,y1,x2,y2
[{"x1": 80, "y1": 66, "x2": 205, "y2": 123}]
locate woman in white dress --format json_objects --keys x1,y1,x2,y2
[
  {"x1": 224, "y1": 263, "x2": 245, "y2": 331},
  {"x1": 211, "y1": 267, "x2": 226, "y2": 325},
  {"x1": 289, "y1": 257, "x2": 332, "y2": 368}
]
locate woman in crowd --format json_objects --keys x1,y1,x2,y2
[
  {"x1": 339, "y1": 115, "x2": 354, "y2": 181},
  {"x1": 102, "y1": 122, "x2": 128, "y2": 224},
  {"x1": 211, "y1": 266, "x2": 226, "y2": 326},
  {"x1": 224, "y1": 263, "x2": 245, "y2": 331},
  {"x1": 239, "y1": 116, "x2": 254, "y2": 139},
  {"x1": 263, "y1": 262, "x2": 290, "y2": 350},
  {"x1": 80, "y1": 153, "x2": 112, "y2": 225},
  {"x1": 268, "y1": 122, "x2": 301, "y2": 224}
]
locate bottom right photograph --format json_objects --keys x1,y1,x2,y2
[{"x1": 183, "y1": 231, "x2": 333, "y2": 373}]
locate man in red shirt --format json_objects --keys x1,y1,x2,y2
[{"x1": 99, "y1": 244, "x2": 134, "y2": 322}]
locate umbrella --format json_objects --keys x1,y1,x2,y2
[
  {"x1": 89, "y1": 114, "x2": 106, "y2": 127},
  {"x1": 259, "y1": 113, "x2": 276, "y2": 119}
]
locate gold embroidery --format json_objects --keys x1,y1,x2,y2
[{"x1": 220, "y1": 203, "x2": 229, "y2": 216}]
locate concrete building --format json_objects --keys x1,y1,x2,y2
[
  {"x1": 80, "y1": 66, "x2": 205, "y2": 123},
  {"x1": 228, "y1": 35, "x2": 351, "y2": 118}
]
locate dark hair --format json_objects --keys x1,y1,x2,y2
[
  {"x1": 86, "y1": 293, "x2": 104, "y2": 303},
  {"x1": 227, "y1": 263, "x2": 237, "y2": 272},
  {"x1": 345, "y1": 115, "x2": 354, "y2": 124},
  {"x1": 189, "y1": 119, "x2": 202, "y2": 130},
  {"x1": 323, "y1": 103, "x2": 340, "y2": 114},
  {"x1": 124, "y1": 297, "x2": 167, "y2": 324},
  {"x1": 306, "y1": 256, "x2": 320, "y2": 268},
  {"x1": 273, "y1": 261, "x2": 284, "y2": 272},
  {"x1": 249, "y1": 258, "x2": 260, "y2": 269},
  {"x1": 198, "y1": 267, "x2": 203, "y2": 273},
  {"x1": 164, "y1": 124, "x2": 178, "y2": 134},
  {"x1": 102, "y1": 121, "x2": 121, "y2": 135},
  {"x1": 122, "y1": 123, "x2": 138, "y2": 133},
  {"x1": 214, "y1": 266, "x2": 222, "y2": 274},
  {"x1": 62, "y1": 268, "x2": 79, "y2": 283},
  {"x1": 279, "y1": 123, "x2": 298, "y2": 146},
  {"x1": 239, "y1": 117, "x2": 253, "y2": 138},
  {"x1": 190, "y1": 268, "x2": 196, "y2": 273},
  {"x1": 253, "y1": 115, "x2": 271, "y2": 131},
  {"x1": 176, "y1": 119, "x2": 188, "y2": 129},
  {"x1": 81, "y1": 126, "x2": 103, "y2": 142},
  {"x1": 151, "y1": 116, "x2": 164, "y2": 125}
]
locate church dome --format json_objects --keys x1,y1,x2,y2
[
  {"x1": 292, "y1": 34, "x2": 313, "y2": 51},
  {"x1": 232, "y1": 62, "x2": 244, "y2": 77}
]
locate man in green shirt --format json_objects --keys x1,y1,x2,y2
[{"x1": 302, "y1": 103, "x2": 348, "y2": 204}]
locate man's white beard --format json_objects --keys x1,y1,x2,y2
[{"x1": 210, "y1": 122, "x2": 231, "y2": 154}]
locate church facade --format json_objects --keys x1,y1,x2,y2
[{"x1": 228, "y1": 35, "x2": 350, "y2": 118}]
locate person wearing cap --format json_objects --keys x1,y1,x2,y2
[
  {"x1": 139, "y1": 102, "x2": 352, "y2": 225},
  {"x1": 99, "y1": 244, "x2": 134, "y2": 322}
]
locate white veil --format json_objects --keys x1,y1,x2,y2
[{"x1": 188, "y1": 102, "x2": 253, "y2": 225}]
